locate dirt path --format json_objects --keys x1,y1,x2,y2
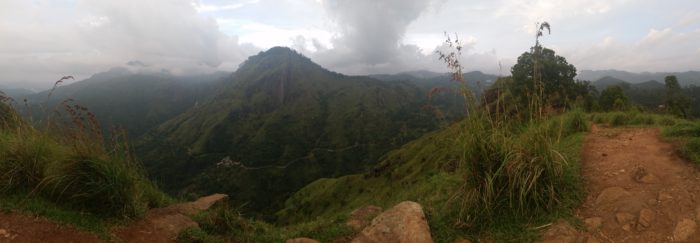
[
  {"x1": 0, "y1": 212, "x2": 103, "y2": 243},
  {"x1": 0, "y1": 194, "x2": 227, "y2": 243},
  {"x1": 543, "y1": 125, "x2": 700, "y2": 242}
]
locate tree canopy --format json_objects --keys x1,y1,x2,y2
[
  {"x1": 510, "y1": 46, "x2": 589, "y2": 110},
  {"x1": 665, "y1": 75, "x2": 691, "y2": 118},
  {"x1": 599, "y1": 85, "x2": 628, "y2": 111}
]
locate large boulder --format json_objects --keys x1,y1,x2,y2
[{"x1": 352, "y1": 201, "x2": 433, "y2": 243}]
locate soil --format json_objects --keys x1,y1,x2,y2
[
  {"x1": 0, "y1": 194, "x2": 228, "y2": 243},
  {"x1": 542, "y1": 125, "x2": 700, "y2": 243},
  {"x1": 0, "y1": 212, "x2": 103, "y2": 243}
]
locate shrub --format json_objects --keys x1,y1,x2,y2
[{"x1": 0, "y1": 103, "x2": 170, "y2": 219}]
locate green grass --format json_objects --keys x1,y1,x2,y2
[
  {"x1": 662, "y1": 121, "x2": 700, "y2": 164},
  {"x1": 0, "y1": 103, "x2": 173, "y2": 235},
  {"x1": 0, "y1": 192, "x2": 112, "y2": 240},
  {"x1": 188, "y1": 204, "x2": 355, "y2": 242},
  {"x1": 273, "y1": 110, "x2": 588, "y2": 242},
  {"x1": 588, "y1": 111, "x2": 687, "y2": 128}
]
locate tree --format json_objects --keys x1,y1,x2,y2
[
  {"x1": 511, "y1": 46, "x2": 580, "y2": 110},
  {"x1": 599, "y1": 85, "x2": 628, "y2": 111},
  {"x1": 665, "y1": 75, "x2": 691, "y2": 118}
]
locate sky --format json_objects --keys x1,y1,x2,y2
[{"x1": 1, "y1": 0, "x2": 699, "y2": 89}]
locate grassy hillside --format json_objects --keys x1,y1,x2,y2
[
  {"x1": 275, "y1": 110, "x2": 589, "y2": 242},
  {"x1": 21, "y1": 69, "x2": 224, "y2": 138},
  {"x1": 137, "y1": 47, "x2": 449, "y2": 216},
  {"x1": 0, "y1": 102, "x2": 170, "y2": 234}
]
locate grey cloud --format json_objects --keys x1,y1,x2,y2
[
  {"x1": 297, "y1": 0, "x2": 501, "y2": 75},
  {"x1": 0, "y1": 0, "x2": 253, "y2": 89},
  {"x1": 307, "y1": 0, "x2": 442, "y2": 71}
]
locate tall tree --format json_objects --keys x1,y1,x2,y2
[
  {"x1": 599, "y1": 85, "x2": 628, "y2": 111},
  {"x1": 511, "y1": 46, "x2": 580, "y2": 110},
  {"x1": 665, "y1": 75, "x2": 691, "y2": 118}
]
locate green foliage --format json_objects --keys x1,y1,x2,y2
[
  {"x1": 21, "y1": 71, "x2": 223, "y2": 139},
  {"x1": 0, "y1": 105, "x2": 171, "y2": 219},
  {"x1": 665, "y1": 75, "x2": 692, "y2": 118},
  {"x1": 178, "y1": 227, "x2": 225, "y2": 243},
  {"x1": 192, "y1": 204, "x2": 354, "y2": 242},
  {"x1": 662, "y1": 120, "x2": 700, "y2": 164},
  {"x1": 589, "y1": 112, "x2": 684, "y2": 128},
  {"x1": 510, "y1": 46, "x2": 586, "y2": 111},
  {"x1": 0, "y1": 192, "x2": 111, "y2": 239},
  {"x1": 138, "y1": 47, "x2": 446, "y2": 216},
  {"x1": 599, "y1": 85, "x2": 629, "y2": 111},
  {"x1": 277, "y1": 111, "x2": 587, "y2": 241}
]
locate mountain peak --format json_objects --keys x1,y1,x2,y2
[{"x1": 234, "y1": 46, "x2": 333, "y2": 80}]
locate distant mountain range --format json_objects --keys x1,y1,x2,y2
[
  {"x1": 19, "y1": 68, "x2": 227, "y2": 138},
  {"x1": 579, "y1": 70, "x2": 700, "y2": 86},
  {"x1": 135, "y1": 47, "x2": 466, "y2": 217}
]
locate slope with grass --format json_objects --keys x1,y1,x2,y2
[
  {"x1": 136, "y1": 47, "x2": 450, "y2": 216},
  {"x1": 21, "y1": 68, "x2": 225, "y2": 138},
  {"x1": 0, "y1": 102, "x2": 170, "y2": 223},
  {"x1": 275, "y1": 110, "x2": 589, "y2": 242}
]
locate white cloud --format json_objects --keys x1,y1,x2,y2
[
  {"x1": 194, "y1": 0, "x2": 260, "y2": 12},
  {"x1": 0, "y1": 0, "x2": 256, "y2": 88},
  {"x1": 496, "y1": 0, "x2": 629, "y2": 33},
  {"x1": 564, "y1": 28, "x2": 700, "y2": 72}
]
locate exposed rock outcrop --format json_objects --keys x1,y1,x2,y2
[{"x1": 352, "y1": 201, "x2": 433, "y2": 243}]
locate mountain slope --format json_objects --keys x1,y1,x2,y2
[
  {"x1": 22, "y1": 68, "x2": 225, "y2": 138},
  {"x1": 580, "y1": 70, "x2": 700, "y2": 86},
  {"x1": 137, "y1": 47, "x2": 445, "y2": 216}
]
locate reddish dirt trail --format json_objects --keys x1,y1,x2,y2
[
  {"x1": 0, "y1": 212, "x2": 103, "y2": 243},
  {"x1": 0, "y1": 194, "x2": 228, "y2": 243},
  {"x1": 544, "y1": 125, "x2": 700, "y2": 242}
]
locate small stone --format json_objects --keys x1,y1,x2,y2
[
  {"x1": 596, "y1": 187, "x2": 630, "y2": 205},
  {"x1": 633, "y1": 167, "x2": 659, "y2": 184},
  {"x1": 647, "y1": 199, "x2": 658, "y2": 206},
  {"x1": 586, "y1": 237, "x2": 601, "y2": 243},
  {"x1": 616, "y1": 212, "x2": 635, "y2": 225},
  {"x1": 541, "y1": 220, "x2": 578, "y2": 243},
  {"x1": 638, "y1": 209, "x2": 655, "y2": 229},
  {"x1": 584, "y1": 217, "x2": 603, "y2": 231},
  {"x1": 673, "y1": 219, "x2": 697, "y2": 242},
  {"x1": 659, "y1": 192, "x2": 674, "y2": 201},
  {"x1": 286, "y1": 238, "x2": 321, "y2": 243},
  {"x1": 620, "y1": 169, "x2": 626, "y2": 173},
  {"x1": 602, "y1": 153, "x2": 607, "y2": 157},
  {"x1": 622, "y1": 224, "x2": 632, "y2": 231}
]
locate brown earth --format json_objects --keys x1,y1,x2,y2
[
  {"x1": 0, "y1": 212, "x2": 103, "y2": 243},
  {"x1": 0, "y1": 194, "x2": 228, "y2": 243},
  {"x1": 543, "y1": 125, "x2": 700, "y2": 242}
]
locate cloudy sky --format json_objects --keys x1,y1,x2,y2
[{"x1": 1, "y1": 0, "x2": 699, "y2": 89}]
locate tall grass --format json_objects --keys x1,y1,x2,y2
[
  {"x1": 0, "y1": 101, "x2": 170, "y2": 219},
  {"x1": 662, "y1": 121, "x2": 700, "y2": 164},
  {"x1": 452, "y1": 110, "x2": 584, "y2": 230},
  {"x1": 432, "y1": 28, "x2": 586, "y2": 240}
]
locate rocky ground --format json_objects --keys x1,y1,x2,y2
[{"x1": 542, "y1": 125, "x2": 700, "y2": 243}]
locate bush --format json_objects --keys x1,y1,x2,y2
[
  {"x1": 455, "y1": 111, "x2": 582, "y2": 227},
  {"x1": 0, "y1": 132, "x2": 63, "y2": 191},
  {"x1": 0, "y1": 105, "x2": 170, "y2": 219}
]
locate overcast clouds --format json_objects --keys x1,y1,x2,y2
[{"x1": 1, "y1": 0, "x2": 699, "y2": 89}]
